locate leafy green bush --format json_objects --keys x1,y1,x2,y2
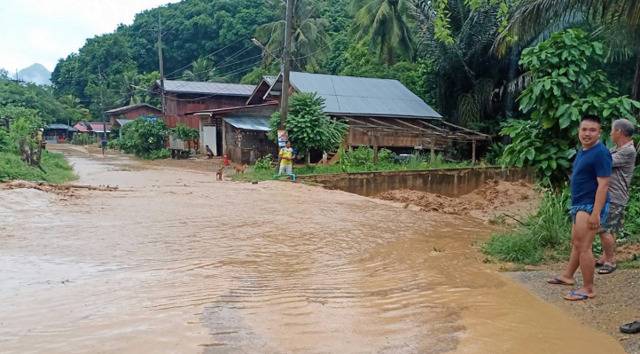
[
  {"x1": 253, "y1": 154, "x2": 274, "y2": 171},
  {"x1": 107, "y1": 139, "x2": 121, "y2": 150},
  {"x1": 143, "y1": 148, "x2": 170, "y2": 160},
  {"x1": 171, "y1": 123, "x2": 199, "y2": 141},
  {"x1": 0, "y1": 128, "x2": 9, "y2": 151},
  {"x1": 621, "y1": 170, "x2": 640, "y2": 243},
  {"x1": 269, "y1": 93, "x2": 348, "y2": 163},
  {"x1": 119, "y1": 118, "x2": 168, "y2": 158},
  {"x1": 71, "y1": 134, "x2": 97, "y2": 146},
  {"x1": 339, "y1": 146, "x2": 396, "y2": 171},
  {"x1": 501, "y1": 29, "x2": 639, "y2": 187}
]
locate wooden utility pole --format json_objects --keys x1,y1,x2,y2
[
  {"x1": 98, "y1": 66, "x2": 107, "y2": 155},
  {"x1": 157, "y1": 14, "x2": 166, "y2": 115},
  {"x1": 279, "y1": 0, "x2": 294, "y2": 128}
]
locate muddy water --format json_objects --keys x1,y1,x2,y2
[{"x1": 0, "y1": 145, "x2": 624, "y2": 353}]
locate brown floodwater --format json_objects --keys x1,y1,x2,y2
[{"x1": 0, "y1": 145, "x2": 625, "y2": 353}]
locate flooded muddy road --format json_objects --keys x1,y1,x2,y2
[{"x1": 0, "y1": 145, "x2": 625, "y2": 353}]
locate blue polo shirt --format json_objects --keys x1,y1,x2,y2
[{"x1": 570, "y1": 142, "x2": 612, "y2": 206}]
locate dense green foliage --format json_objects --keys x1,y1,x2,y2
[
  {"x1": 0, "y1": 77, "x2": 88, "y2": 124},
  {"x1": 52, "y1": 0, "x2": 280, "y2": 116},
  {"x1": 0, "y1": 99, "x2": 75, "y2": 183},
  {"x1": 118, "y1": 118, "x2": 169, "y2": 159},
  {"x1": 269, "y1": 93, "x2": 347, "y2": 162},
  {"x1": 500, "y1": 29, "x2": 639, "y2": 186},
  {"x1": 171, "y1": 123, "x2": 199, "y2": 142}
]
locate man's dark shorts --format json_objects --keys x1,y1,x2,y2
[
  {"x1": 600, "y1": 203, "x2": 626, "y2": 234},
  {"x1": 569, "y1": 202, "x2": 610, "y2": 225}
]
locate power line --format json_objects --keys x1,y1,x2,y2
[{"x1": 163, "y1": 37, "x2": 248, "y2": 78}]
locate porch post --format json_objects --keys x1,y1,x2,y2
[{"x1": 471, "y1": 139, "x2": 477, "y2": 165}]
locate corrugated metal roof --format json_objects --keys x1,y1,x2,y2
[
  {"x1": 105, "y1": 103, "x2": 160, "y2": 114},
  {"x1": 287, "y1": 72, "x2": 442, "y2": 119},
  {"x1": 46, "y1": 123, "x2": 76, "y2": 131},
  {"x1": 88, "y1": 122, "x2": 112, "y2": 133},
  {"x1": 73, "y1": 123, "x2": 89, "y2": 132},
  {"x1": 161, "y1": 80, "x2": 255, "y2": 96},
  {"x1": 224, "y1": 117, "x2": 270, "y2": 131}
]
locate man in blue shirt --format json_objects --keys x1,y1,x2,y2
[{"x1": 547, "y1": 115, "x2": 612, "y2": 301}]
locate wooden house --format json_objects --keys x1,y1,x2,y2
[{"x1": 190, "y1": 72, "x2": 489, "y2": 163}]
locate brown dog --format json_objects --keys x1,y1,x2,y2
[
  {"x1": 216, "y1": 166, "x2": 225, "y2": 180},
  {"x1": 234, "y1": 164, "x2": 247, "y2": 174}
]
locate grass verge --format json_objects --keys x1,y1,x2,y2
[
  {"x1": 483, "y1": 189, "x2": 572, "y2": 265},
  {"x1": 0, "y1": 150, "x2": 76, "y2": 184},
  {"x1": 233, "y1": 161, "x2": 478, "y2": 182}
]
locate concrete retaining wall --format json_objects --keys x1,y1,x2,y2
[{"x1": 299, "y1": 167, "x2": 532, "y2": 197}]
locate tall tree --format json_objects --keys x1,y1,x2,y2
[
  {"x1": 181, "y1": 58, "x2": 226, "y2": 82},
  {"x1": 496, "y1": 0, "x2": 640, "y2": 99},
  {"x1": 412, "y1": 0, "x2": 510, "y2": 130},
  {"x1": 255, "y1": 0, "x2": 329, "y2": 71},
  {"x1": 351, "y1": 0, "x2": 413, "y2": 64}
]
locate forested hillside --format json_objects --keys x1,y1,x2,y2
[{"x1": 49, "y1": 0, "x2": 639, "y2": 135}]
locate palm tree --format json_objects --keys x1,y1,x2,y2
[
  {"x1": 255, "y1": 0, "x2": 328, "y2": 71},
  {"x1": 496, "y1": 0, "x2": 640, "y2": 99},
  {"x1": 182, "y1": 58, "x2": 226, "y2": 82},
  {"x1": 412, "y1": 0, "x2": 508, "y2": 127},
  {"x1": 351, "y1": 0, "x2": 413, "y2": 64}
]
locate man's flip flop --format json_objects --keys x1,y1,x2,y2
[
  {"x1": 595, "y1": 260, "x2": 605, "y2": 267},
  {"x1": 564, "y1": 290, "x2": 595, "y2": 301},
  {"x1": 597, "y1": 264, "x2": 617, "y2": 275},
  {"x1": 620, "y1": 321, "x2": 640, "y2": 334},
  {"x1": 547, "y1": 277, "x2": 575, "y2": 286}
]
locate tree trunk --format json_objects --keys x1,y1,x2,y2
[
  {"x1": 305, "y1": 150, "x2": 311, "y2": 165},
  {"x1": 633, "y1": 54, "x2": 640, "y2": 101}
]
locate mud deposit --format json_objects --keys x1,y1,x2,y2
[
  {"x1": 377, "y1": 180, "x2": 539, "y2": 223},
  {"x1": 0, "y1": 145, "x2": 625, "y2": 353}
]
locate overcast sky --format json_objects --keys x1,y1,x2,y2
[{"x1": 0, "y1": 0, "x2": 180, "y2": 73}]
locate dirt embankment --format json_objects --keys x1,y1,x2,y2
[{"x1": 377, "y1": 180, "x2": 539, "y2": 223}]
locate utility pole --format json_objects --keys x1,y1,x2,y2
[
  {"x1": 279, "y1": 0, "x2": 294, "y2": 129},
  {"x1": 98, "y1": 66, "x2": 107, "y2": 155},
  {"x1": 157, "y1": 13, "x2": 166, "y2": 115}
]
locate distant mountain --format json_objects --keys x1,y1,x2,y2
[{"x1": 16, "y1": 63, "x2": 51, "y2": 85}]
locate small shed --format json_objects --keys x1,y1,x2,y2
[
  {"x1": 44, "y1": 123, "x2": 76, "y2": 143},
  {"x1": 222, "y1": 116, "x2": 276, "y2": 164}
]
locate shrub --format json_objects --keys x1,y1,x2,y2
[
  {"x1": 71, "y1": 133, "x2": 96, "y2": 146},
  {"x1": 269, "y1": 93, "x2": 348, "y2": 163},
  {"x1": 119, "y1": 118, "x2": 168, "y2": 158},
  {"x1": 0, "y1": 128, "x2": 9, "y2": 151},
  {"x1": 254, "y1": 154, "x2": 274, "y2": 171},
  {"x1": 339, "y1": 146, "x2": 395, "y2": 170},
  {"x1": 143, "y1": 148, "x2": 170, "y2": 160},
  {"x1": 501, "y1": 29, "x2": 639, "y2": 187}
]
